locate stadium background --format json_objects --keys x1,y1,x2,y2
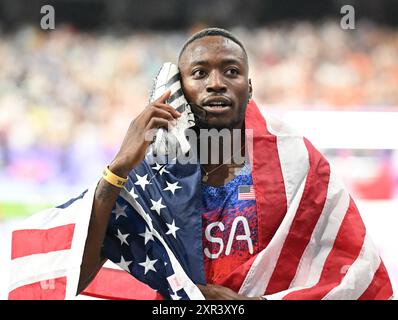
[{"x1": 0, "y1": 0, "x2": 397, "y2": 298}]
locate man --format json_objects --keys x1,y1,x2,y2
[
  {"x1": 9, "y1": 28, "x2": 393, "y2": 300},
  {"x1": 77, "y1": 27, "x2": 262, "y2": 299},
  {"x1": 75, "y1": 27, "x2": 393, "y2": 300}
]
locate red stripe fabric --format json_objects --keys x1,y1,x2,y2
[
  {"x1": 283, "y1": 198, "x2": 366, "y2": 299},
  {"x1": 11, "y1": 224, "x2": 75, "y2": 259},
  {"x1": 218, "y1": 253, "x2": 259, "y2": 292},
  {"x1": 219, "y1": 101, "x2": 288, "y2": 292},
  {"x1": 359, "y1": 261, "x2": 394, "y2": 300},
  {"x1": 8, "y1": 277, "x2": 67, "y2": 300},
  {"x1": 82, "y1": 267, "x2": 163, "y2": 300},
  {"x1": 245, "y1": 100, "x2": 287, "y2": 250},
  {"x1": 266, "y1": 139, "x2": 330, "y2": 294}
]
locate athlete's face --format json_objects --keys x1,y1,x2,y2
[{"x1": 178, "y1": 36, "x2": 252, "y2": 130}]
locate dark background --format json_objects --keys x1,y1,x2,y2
[{"x1": 0, "y1": 0, "x2": 397, "y2": 31}]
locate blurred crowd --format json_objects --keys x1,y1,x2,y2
[{"x1": 0, "y1": 21, "x2": 397, "y2": 189}]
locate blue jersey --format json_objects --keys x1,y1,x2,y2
[{"x1": 201, "y1": 163, "x2": 259, "y2": 283}]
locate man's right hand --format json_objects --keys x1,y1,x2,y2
[{"x1": 109, "y1": 90, "x2": 181, "y2": 177}]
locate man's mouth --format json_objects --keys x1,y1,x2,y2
[{"x1": 202, "y1": 98, "x2": 232, "y2": 114}]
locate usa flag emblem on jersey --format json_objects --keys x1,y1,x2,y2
[{"x1": 238, "y1": 185, "x2": 255, "y2": 200}]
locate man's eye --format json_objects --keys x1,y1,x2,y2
[
  {"x1": 193, "y1": 70, "x2": 206, "y2": 78},
  {"x1": 226, "y1": 68, "x2": 239, "y2": 76}
]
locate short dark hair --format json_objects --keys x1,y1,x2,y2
[{"x1": 178, "y1": 27, "x2": 247, "y2": 62}]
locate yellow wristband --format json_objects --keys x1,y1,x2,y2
[{"x1": 102, "y1": 166, "x2": 128, "y2": 188}]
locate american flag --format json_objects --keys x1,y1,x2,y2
[
  {"x1": 8, "y1": 152, "x2": 206, "y2": 300},
  {"x1": 238, "y1": 185, "x2": 255, "y2": 200},
  {"x1": 8, "y1": 187, "x2": 95, "y2": 299},
  {"x1": 99, "y1": 154, "x2": 207, "y2": 300},
  {"x1": 8, "y1": 100, "x2": 394, "y2": 300}
]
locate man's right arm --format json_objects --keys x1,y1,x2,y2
[
  {"x1": 76, "y1": 90, "x2": 181, "y2": 295},
  {"x1": 76, "y1": 168, "x2": 125, "y2": 295}
]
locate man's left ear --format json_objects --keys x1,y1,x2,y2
[{"x1": 248, "y1": 79, "x2": 253, "y2": 100}]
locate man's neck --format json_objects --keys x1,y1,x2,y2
[
  {"x1": 200, "y1": 126, "x2": 246, "y2": 166},
  {"x1": 197, "y1": 124, "x2": 247, "y2": 187}
]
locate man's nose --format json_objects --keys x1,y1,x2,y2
[{"x1": 206, "y1": 71, "x2": 227, "y2": 93}]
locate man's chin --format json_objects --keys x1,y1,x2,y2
[
  {"x1": 196, "y1": 120, "x2": 235, "y2": 130},
  {"x1": 198, "y1": 117, "x2": 244, "y2": 130}
]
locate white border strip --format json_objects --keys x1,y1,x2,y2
[
  {"x1": 9, "y1": 250, "x2": 69, "y2": 292},
  {"x1": 276, "y1": 136, "x2": 309, "y2": 209}
]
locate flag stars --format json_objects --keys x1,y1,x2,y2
[
  {"x1": 166, "y1": 219, "x2": 180, "y2": 238},
  {"x1": 135, "y1": 173, "x2": 151, "y2": 191},
  {"x1": 159, "y1": 166, "x2": 170, "y2": 175},
  {"x1": 150, "y1": 197, "x2": 166, "y2": 215},
  {"x1": 152, "y1": 162, "x2": 162, "y2": 171},
  {"x1": 138, "y1": 256, "x2": 158, "y2": 275},
  {"x1": 152, "y1": 163, "x2": 170, "y2": 175},
  {"x1": 163, "y1": 180, "x2": 182, "y2": 195},
  {"x1": 113, "y1": 202, "x2": 128, "y2": 220},
  {"x1": 116, "y1": 229, "x2": 130, "y2": 246},
  {"x1": 139, "y1": 227, "x2": 154, "y2": 245},
  {"x1": 117, "y1": 255, "x2": 132, "y2": 272}
]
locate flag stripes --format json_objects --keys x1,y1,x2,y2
[
  {"x1": 238, "y1": 177, "x2": 308, "y2": 296},
  {"x1": 8, "y1": 186, "x2": 96, "y2": 300},
  {"x1": 10, "y1": 250, "x2": 69, "y2": 292},
  {"x1": 289, "y1": 169, "x2": 350, "y2": 289},
  {"x1": 282, "y1": 198, "x2": 366, "y2": 299},
  {"x1": 323, "y1": 234, "x2": 381, "y2": 299},
  {"x1": 266, "y1": 138, "x2": 330, "y2": 294},
  {"x1": 9, "y1": 277, "x2": 67, "y2": 300},
  {"x1": 359, "y1": 261, "x2": 394, "y2": 300},
  {"x1": 246, "y1": 102, "x2": 288, "y2": 251},
  {"x1": 83, "y1": 267, "x2": 163, "y2": 300},
  {"x1": 11, "y1": 224, "x2": 75, "y2": 259},
  {"x1": 221, "y1": 102, "x2": 392, "y2": 300},
  {"x1": 237, "y1": 102, "x2": 392, "y2": 300}
]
